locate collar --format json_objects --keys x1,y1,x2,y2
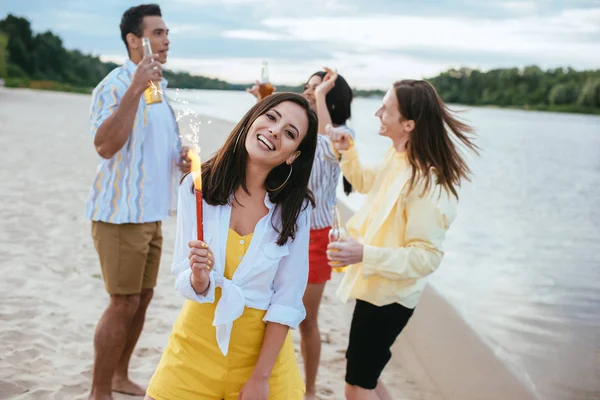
[{"x1": 264, "y1": 193, "x2": 275, "y2": 210}]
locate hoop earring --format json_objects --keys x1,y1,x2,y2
[{"x1": 267, "y1": 164, "x2": 292, "y2": 192}]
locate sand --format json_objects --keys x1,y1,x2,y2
[
  {"x1": 0, "y1": 88, "x2": 534, "y2": 400},
  {"x1": 0, "y1": 88, "x2": 430, "y2": 400}
]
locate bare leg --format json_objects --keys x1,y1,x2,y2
[
  {"x1": 112, "y1": 289, "x2": 153, "y2": 396},
  {"x1": 374, "y1": 379, "x2": 393, "y2": 400},
  {"x1": 299, "y1": 282, "x2": 326, "y2": 400},
  {"x1": 89, "y1": 294, "x2": 140, "y2": 400},
  {"x1": 345, "y1": 384, "x2": 381, "y2": 400}
]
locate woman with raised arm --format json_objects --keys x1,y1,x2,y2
[{"x1": 327, "y1": 80, "x2": 478, "y2": 400}]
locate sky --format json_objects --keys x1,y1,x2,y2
[{"x1": 1, "y1": 0, "x2": 599, "y2": 89}]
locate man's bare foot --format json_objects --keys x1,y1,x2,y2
[
  {"x1": 88, "y1": 391, "x2": 113, "y2": 400},
  {"x1": 112, "y1": 376, "x2": 146, "y2": 396},
  {"x1": 304, "y1": 391, "x2": 317, "y2": 400}
]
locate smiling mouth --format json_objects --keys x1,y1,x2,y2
[{"x1": 257, "y1": 134, "x2": 275, "y2": 151}]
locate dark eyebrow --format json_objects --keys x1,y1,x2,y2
[
  {"x1": 153, "y1": 28, "x2": 166, "y2": 34},
  {"x1": 272, "y1": 109, "x2": 299, "y2": 136}
]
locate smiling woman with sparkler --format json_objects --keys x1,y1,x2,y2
[
  {"x1": 250, "y1": 67, "x2": 355, "y2": 399},
  {"x1": 145, "y1": 92, "x2": 318, "y2": 400}
]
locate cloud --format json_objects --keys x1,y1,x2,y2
[
  {"x1": 260, "y1": 8, "x2": 600, "y2": 68},
  {"x1": 498, "y1": 1, "x2": 538, "y2": 14},
  {"x1": 222, "y1": 29, "x2": 285, "y2": 41},
  {"x1": 153, "y1": 6, "x2": 600, "y2": 87},
  {"x1": 169, "y1": 24, "x2": 215, "y2": 36},
  {"x1": 172, "y1": 0, "x2": 267, "y2": 3},
  {"x1": 5, "y1": 0, "x2": 600, "y2": 88},
  {"x1": 173, "y1": 0, "x2": 351, "y2": 8},
  {"x1": 170, "y1": 0, "x2": 356, "y2": 17},
  {"x1": 25, "y1": 9, "x2": 114, "y2": 36}
]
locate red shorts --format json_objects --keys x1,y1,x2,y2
[{"x1": 308, "y1": 227, "x2": 332, "y2": 284}]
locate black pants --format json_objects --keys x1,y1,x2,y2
[{"x1": 345, "y1": 299, "x2": 414, "y2": 389}]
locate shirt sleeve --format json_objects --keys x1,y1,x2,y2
[
  {"x1": 171, "y1": 174, "x2": 216, "y2": 303},
  {"x1": 338, "y1": 145, "x2": 379, "y2": 194},
  {"x1": 361, "y1": 186, "x2": 458, "y2": 281},
  {"x1": 320, "y1": 126, "x2": 355, "y2": 163},
  {"x1": 263, "y1": 205, "x2": 311, "y2": 329},
  {"x1": 89, "y1": 77, "x2": 126, "y2": 139}
]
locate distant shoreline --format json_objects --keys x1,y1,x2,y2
[
  {"x1": 5, "y1": 83, "x2": 599, "y2": 116},
  {"x1": 3, "y1": 13, "x2": 598, "y2": 118}
]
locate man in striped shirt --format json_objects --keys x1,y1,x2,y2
[{"x1": 84, "y1": 5, "x2": 190, "y2": 399}]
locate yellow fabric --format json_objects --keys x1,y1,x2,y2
[
  {"x1": 147, "y1": 229, "x2": 304, "y2": 400},
  {"x1": 336, "y1": 145, "x2": 458, "y2": 309}
]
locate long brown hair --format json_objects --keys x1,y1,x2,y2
[
  {"x1": 394, "y1": 80, "x2": 479, "y2": 199},
  {"x1": 200, "y1": 92, "x2": 318, "y2": 245}
]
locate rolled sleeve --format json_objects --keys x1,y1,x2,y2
[
  {"x1": 175, "y1": 265, "x2": 216, "y2": 303},
  {"x1": 263, "y1": 205, "x2": 311, "y2": 329},
  {"x1": 321, "y1": 137, "x2": 338, "y2": 162},
  {"x1": 90, "y1": 79, "x2": 125, "y2": 138},
  {"x1": 263, "y1": 303, "x2": 305, "y2": 329},
  {"x1": 321, "y1": 127, "x2": 353, "y2": 163}
]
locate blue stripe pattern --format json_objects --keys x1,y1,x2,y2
[
  {"x1": 84, "y1": 59, "x2": 182, "y2": 224},
  {"x1": 308, "y1": 126, "x2": 355, "y2": 230}
]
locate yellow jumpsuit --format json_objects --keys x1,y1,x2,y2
[{"x1": 147, "y1": 229, "x2": 305, "y2": 399}]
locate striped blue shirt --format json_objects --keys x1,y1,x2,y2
[
  {"x1": 84, "y1": 59, "x2": 182, "y2": 224},
  {"x1": 308, "y1": 126, "x2": 355, "y2": 230}
]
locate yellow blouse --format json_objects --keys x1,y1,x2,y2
[
  {"x1": 225, "y1": 228, "x2": 253, "y2": 279},
  {"x1": 336, "y1": 145, "x2": 458, "y2": 308}
]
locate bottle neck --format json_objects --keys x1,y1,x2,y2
[
  {"x1": 331, "y1": 206, "x2": 340, "y2": 229},
  {"x1": 142, "y1": 38, "x2": 152, "y2": 57}
]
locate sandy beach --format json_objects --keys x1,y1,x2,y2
[
  {"x1": 0, "y1": 88, "x2": 430, "y2": 400},
  {"x1": 0, "y1": 88, "x2": 537, "y2": 400}
]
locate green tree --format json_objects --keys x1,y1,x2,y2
[
  {"x1": 577, "y1": 78, "x2": 600, "y2": 108},
  {"x1": 31, "y1": 31, "x2": 68, "y2": 81},
  {"x1": 0, "y1": 33, "x2": 7, "y2": 78},
  {"x1": 548, "y1": 82, "x2": 580, "y2": 105},
  {"x1": 0, "y1": 15, "x2": 35, "y2": 75},
  {"x1": 428, "y1": 64, "x2": 600, "y2": 113}
]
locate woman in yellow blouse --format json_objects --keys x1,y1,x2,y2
[
  {"x1": 327, "y1": 80, "x2": 478, "y2": 400},
  {"x1": 145, "y1": 92, "x2": 318, "y2": 400}
]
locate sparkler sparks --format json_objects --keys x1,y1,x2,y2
[{"x1": 169, "y1": 89, "x2": 208, "y2": 153}]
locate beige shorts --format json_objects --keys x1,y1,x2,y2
[{"x1": 91, "y1": 221, "x2": 163, "y2": 295}]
